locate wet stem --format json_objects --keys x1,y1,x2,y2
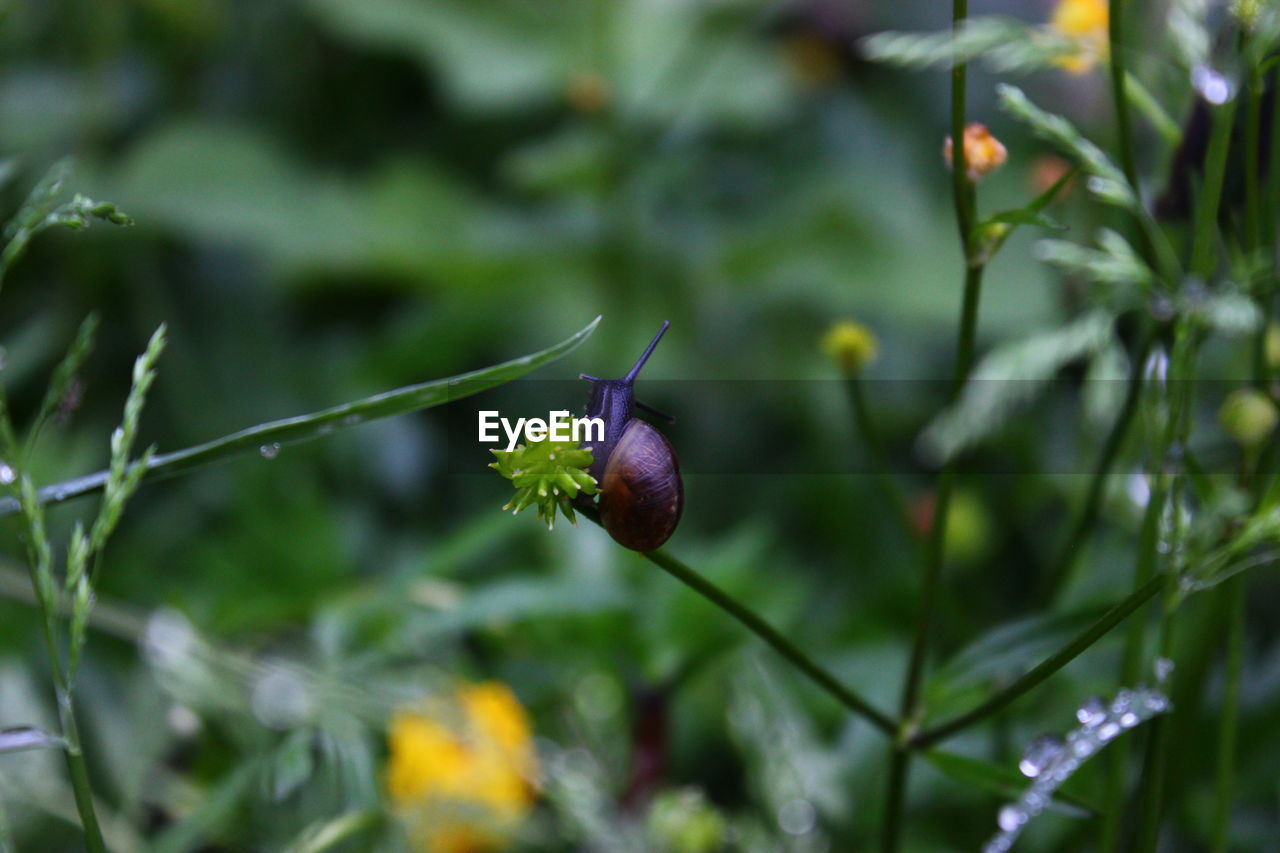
[{"x1": 882, "y1": 1, "x2": 984, "y2": 848}]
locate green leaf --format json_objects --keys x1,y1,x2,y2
[
  {"x1": 862, "y1": 17, "x2": 1079, "y2": 73},
  {"x1": 923, "y1": 750, "x2": 1097, "y2": 818},
  {"x1": 926, "y1": 609, "x2": 1100, "y2": 707},
  {"x1": 280, "y1": 811, "x2": 381, "y2": 853},
  {"x1": 151, "y1": 758, "x2": 267, "y2": 853},
  {"x1": 1035, "y1": 229, "x2": 1155, "y2": 294},
  {"x1": 267, "y1": 729, "x2": 315, "y2": 803},
  {"x1": 0, "y1": 316, "x2": 602, "y2": 517},
  {"x1": 998, "y1": 85, "x2": 1139, "y2": 213},
  {"x1": 919, "y1": 311, "x2": 1115, "y2": 462}
]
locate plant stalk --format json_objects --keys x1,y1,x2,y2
[
  {"x1": 882, "y1": 2, "x2": 982, "y2": 842},
  {"x1": 912, "y1": 572, "x2": 1165, "y2": 749}
]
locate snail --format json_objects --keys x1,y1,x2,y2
[{"x1": 578, "y1": 321, "x2": 683, "y2": 552}]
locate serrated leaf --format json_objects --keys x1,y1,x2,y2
[
  {"x1": 919, "y1": 311, "x2": 1115, "y2": 462},
  {"x1": 862, "y1": 17, "x2": 1079, "y2": 73},
  {"x1": 998, "y1": 85, "x2": 1139, "y2": 214}
]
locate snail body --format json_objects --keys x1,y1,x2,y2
[{"x1": 580, "y1": 322, "x2": 683, "y2": 551}]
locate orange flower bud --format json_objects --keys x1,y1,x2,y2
[{"x1": 944, "y1": 123, "x2": 1008, "y2": 182}]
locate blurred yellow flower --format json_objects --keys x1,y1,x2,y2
[
  {"x1": 944, "y1": 123, "x2": 1008, "y2": 183},
  {"x1": 1049, "y1": 0, "x2": 1109, "y2": 73},
  {"x1": 822, "y1": 321, "x2": 879, "y2": 377},
  {"x1": 387, "y1": 681, "x2": 538, "y2": 853}
]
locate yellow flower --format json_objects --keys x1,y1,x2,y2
[
  {"x1": 387, "y1": 681, "x2": 539, "y2": 853},
  {"x1": 944, "y1": 123, "x2": 1008, "y2": 183},
  {"x1": 1049, "y1": 0, "x2": 1109, "y2": 73},
  {"x1": 821, "y1": 321, "x2": 879, "y2": 377}
]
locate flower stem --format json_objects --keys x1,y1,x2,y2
[
  {"x1": 1108, "y1": 0, "x2": 1139, "y2": 191},
  {"x1": 882, "y1": 0, "x2": 982, "y2": 840},
  {"x1": 1210, "y1": 574, "x2": 1245, "y2": 853},
  {"x1": 639, "y1": 546, "x2": 896, "y2": 735},
  {"x1": 1040, "y1": 329, "x2": 1151, "y2": 602},
  {"x1": 578, "y1": 503, "x2": 896, "y2": 735},
  {"x1": 1098, "y1": 474, "x2": 1165, "y2": 852},
  {"x1": 911, "y1": 572, "x2": 1165, "y2": 749},
  {"x1": 844, "y1": 378, "x2": 915, "y2": 544}
]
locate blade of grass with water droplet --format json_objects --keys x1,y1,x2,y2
[
  {"x1": 0, "y1": 316, "x2": 602, "y2": 517},
  {"x1": 922, "y1": 750, "x2": 1097, "y2": 818}
]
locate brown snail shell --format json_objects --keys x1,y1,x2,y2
[{"x1": 598, "y1": 419, "x2": 683, "y2": 552}]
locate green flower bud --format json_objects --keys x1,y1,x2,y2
[{"x1": 1219, "y1": 389, "x2": 1278, "y2": 450}]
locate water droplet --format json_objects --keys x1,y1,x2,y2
[
  {"x1": 1154, "y1": 657, "x2": 1174, "y2": 683},
  {"x1": 778, "y1": 798, "x2": 816, "y2": 835},
  {"x1": 1192, "y1": 65, "x2": 1233, "y2": 105},
  {"x1": 167, "y1": 704, "x2": 201, "y2": 737},
  {"x1": 340, "y1": 414, "x2": 362, "y2": 427},
  {"x1": 1110, "y1": 689, "x2": 1133, "y2": 715},
  {"x1": 997, "y1": 804, "x2": 1024, "y2": 832},
  {"x1": 1127, "y1": 472, "x2": 1151, "y2": 508},
  {"x1": 143, "y1": 608, "x2": 196, "y2": 669},
  {"x1": 1086, "y1": 175, "x2": 1108, "y2": 195},
  {"x1": 259, "y1": 443, "x2": 281, "y2": 460},
  {"x1": 1098, "y1": 721, "x2": 1122, "y2": 741},
  {"x1": 1076, "y1": 696, "x2": 1106, "y2": 727},
  {"x1": 1119, "y1": 711, "x2": 1139, "y2": 728},
  {"x1": 1019, "y1": 734, "x2": 1064, "y2": 778},
  {"x1": 1144, "y1": 349, "x2": 1170, "y2": 385},
  {"x1": 0, "y1": 463, "x2": 13, "y2": 485}
]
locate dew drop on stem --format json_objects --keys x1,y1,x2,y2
[
  {"x1": 259, "y1": 442, "x2": 281, "y2": 460},
  {"x1": 1076, "y1": 696, "x2": 1106, "y2": 727},
  {"x1": 0, "y1": 462, "x2": 14, "y2": 485},
  {"x1": 1018, "y1": 734, "x2": 1063, "y2": 778},
  {"x1": 997, "y1": 804, "x2": 1023, "y2": 832}
]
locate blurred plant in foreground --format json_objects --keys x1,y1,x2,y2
[{"x1": 386, "y1": 681, "x2": 539, "y2": 853}]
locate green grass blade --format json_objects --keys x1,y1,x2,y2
[
  {"x1": 922, "y1": 749, "x2": 1098, "y2": 818},
  {"x1": 0, "y1": 315, "x2": 601, "y2": 517}
]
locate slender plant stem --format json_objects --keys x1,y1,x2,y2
[
  {"x1": 583, "y1": 504, "x2": 896, "y2": 734},
  {"x1": 1214, "y1": 51, "x2": 1266, "y2": 848},
  {"x1": 1041, "y1": 330, "x2": 1151, "y2": 602},
  {"x1": 882, "y1": 2, "x2": 982, "y2": 838},
  {"x1": 1211, "y1": 574, "x2": 1245, "y2": 852},
  {"x1": 911, "y1": 573, "x2": 1165, "y2": 749},
  {"x1": 13, "y1": 523, "x2": 107, "y2": 851},
  {"x1": 0, "y1": 318, "x2": 602, "y2": 518},
  {"x1": 1189, "y1": 100, "x2": 1239, "y2": 278},
  {"x1": 1099, "y1": 475, "x2": 1165, "y2": 852},
  {"x1": 1108, "y1": 0, "x2": 1139, "y2": 191},
  {"x1": 845, "y1": 378, "x2": 915, "y2": 544},
  {"x1": 58, "y1": 699, "x2": 107, "y2": 853},
  {"x1": 638, "y1": 546, "x2": 896, "y2": 735},
  {"x1": 1244, "y1": 65, "x2": 1263, "y2": 258},
  {"x1": 1134, "y1": 564, "x2": 1179, "y2": 853}
]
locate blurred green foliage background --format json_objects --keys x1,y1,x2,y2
[{"x1": 0, "y1": 0, "x2": 1276, "y2": 850}]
